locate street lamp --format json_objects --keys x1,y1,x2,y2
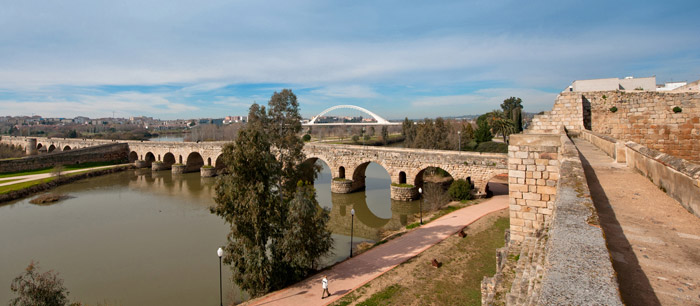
[
  {"x1": 458, "y1": 131, "x2": 461, "y2": 152},
  {"x1": 418, "y1": 187, "x2": 423, "y2": 225},
  {"x1": 350, "y1": 208, "x2": 355, "y2": 258},
  {"x1": 217, "y1": 247, "x2": 223, "y2": 306}
]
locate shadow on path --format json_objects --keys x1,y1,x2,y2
[{"x1": 578, "y1": 150, "x2": 661, "y2": 306}]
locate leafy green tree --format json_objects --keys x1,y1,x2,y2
[
  {"x1": 491, "y1": 118, "x2": 516, "y2": 143},
  {"x1": 211, "y1": 90, "x2": 332, "y2": 297},
  {"x1": 474, "y1": 120, "x2": 493, "y2": 143},
  {"x1": 10, "y1": 261, "x2": 72, "y2": 306},
  {"x1": 501, "y1": 97, "x2": 523, "y2": 119},
  {"x1": 402, "y1": 118, "x2": 415, "y2": 147},
  {"x1": 448, "y1": 179, "x2": 474, "y2": 201}
]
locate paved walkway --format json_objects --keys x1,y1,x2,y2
[
  {"x1": 0, "y1": 164, "x2": 128, "y2": 187},
  {"x1": 246, "y1": 194, "x2": 508, "y2": 306},
  {"x1": 574, "y1": 139, "x2": 700, "y2": 305}
]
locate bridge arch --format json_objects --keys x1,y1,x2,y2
[
  {"x1": 128, "y1": 151, "x2": 139, "y2": 163},
  {"x1": 309, "y1": 105, "x2": 391, "y2": 124},
  {"x1": 63, "y1": 145, "x2": 72, "y2": 151},
  {"x1": 185, "y1": 152, "x2": 204, "y2": 173},
  {"x1": 48, "y1": 144, "x2": 56, "y2": 153},
  {"x1": 144, "y1": 152, "x2": 156, "y2": 167},
  {"x1": 163, "y1": 153, "x2": 176, "y2": 167},
  {"x1": 351, "y1": 160, "x2": 392, "y2": 192}
]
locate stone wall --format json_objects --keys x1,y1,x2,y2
[
  {"x1": 484, "y1": 128, "x2": 623, "y2": 305},
  {"x1": 0, "y1": 143, "x2": 128, "y2": 173},
  {"x1": 586, "y1": 91, "x2": 700, "y2": 162},
  {"x1": 528, "y1": 92, "x2": 587, "y2": 133},
  {"x1": 507, "y1": 134, "x2": 561, "y2": 243},
  {"x1": 625, "y1": 141, "x2": 700, "y2": 218}
]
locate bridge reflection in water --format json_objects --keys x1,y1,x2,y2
[{"x1": 127, "y1": 161, "x2": 420, "y2": 243}]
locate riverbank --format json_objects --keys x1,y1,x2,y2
[
  {"x1": 331, "y1": 209, "x2": 508, "y2": 305},
  {"x1": 0, "y1": 164, "x2": 133, "y2": 204},
  {"x1": 243, "y1": 194, "x2": 508, "y2": 306}
]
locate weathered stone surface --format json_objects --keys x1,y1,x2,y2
[{"x1": 0, "y1": 142, "x2": 128, "y2": 173}]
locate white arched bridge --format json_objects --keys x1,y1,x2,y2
[{"x1": 306, "y1": 105, "x2": 398, "y2": 125}]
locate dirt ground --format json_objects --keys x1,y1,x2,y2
[
  {"x1": 331, "y1": 208, "x2": 509, "y2": 306},
  {"x1": 575, "y1": 139, "x2": 700, "y2": 305}
]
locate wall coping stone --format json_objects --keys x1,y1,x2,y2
[
  {"x1": 538, "y1": 135, "x2": 623, "y2": 305},
  {"x1": 626, "y1": 142, "x2": 700, "y2": 179}
]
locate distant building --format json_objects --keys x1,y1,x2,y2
[
  {"x1": 672, "y1": 79, "x2": 700, "y2": 92},
  {"x1": 566, "y1": 76, "x2": 657, "y2": 92},
  {"x1": 223, "y1": 115, "x2": 247, "y2": 124}
]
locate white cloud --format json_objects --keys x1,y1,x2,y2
[
  {"x1": 310, "y1": 85, "x2": 380, "y2": 99},
  {"x1": 411, "y1": 88, "x2": 558, "y2": 113}
]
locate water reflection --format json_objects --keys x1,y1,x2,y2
[{"x1": 0, "y1": 161, "x2": 421, "y2": 305}]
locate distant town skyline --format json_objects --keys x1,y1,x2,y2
[{"x1": 1, "y1": 0, "x2": 698, "y2": 120}]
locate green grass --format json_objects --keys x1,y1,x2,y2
[
  {"x1": 0, "y1": 164, "x2": 127, "y2": 194},
  {"x1": 390, "y1": 183, "x2": 414, "y2": 188},
  {"x1": 356, "y1": 285, "x2": 403, "y2": 306},
  {"x1": 0, "y1": 177, "x2": 56, "y2": 194},
  {"x1": 0, "y1": 161, "x2": 119, "y2": 178},
  {"x1": 406, "y1": 222, "x2": 421, "y2": 229}
]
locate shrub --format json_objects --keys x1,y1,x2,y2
[
  {"x1": 391, "y1": 183, "x2": 414, "y2": 188},
  {"x1": 302, "y1": 134, "x2": 311, "y2": 142},
  {"x1": 9, "y1": 261, "x2": 71, "y2": 306},
  {"x1": 673, "y1": 106, "x2": 682, "y2": 113},
  {"x1": 351, "y1": 135, "x2": 360, "y2": 143},
  {"x1": 448, "y1": 179, "x2": 473, "y2": 201},
  {"x1": 475, "y1": 141, "x2": 508, "y2": 153},
  {"x1": 609, "y1": 106, "x2": 618, "y2": 113}
]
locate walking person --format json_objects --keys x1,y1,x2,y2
[{"x1": 321, "y1": 275, "x2": 331, "y2": 299}]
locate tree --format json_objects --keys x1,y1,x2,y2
[
  {"x1": 474, "y1": 120, "x2": 493, "y2": 143},
  {"x1": 448, "y1": 179, "x2": 474, "y2": 201},
  {"x1": 380, "y1": 126, "x2": 389, "y2": 145},
  {"x1": 491, "y1": 118, "x2": 516, "y2": 143},
  {"x1": 211, "y1": 90, "x2": 332, "y2": 297},
  {"x1": 512, "y1": 107, "x2": 523, "y2": 132},
  {"x1": 52, "y1": 165, "x2": 64, "y2": 178},
  {"x1": 501, "y1": 97, "x2": 523, "y2": 118},
  {"x1": 10, "y1": 261, "x2": 71, "y2": 306}
]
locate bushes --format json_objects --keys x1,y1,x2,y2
[
  {"x1": 475, "y1": 141, "x2": 508, "y2": 153},
  {"x1": 302, "y1": 134, "x2": 311, "y2": 142},
  {"x1": 448, "y1": 179, "x2": 474, "y2": 201}
]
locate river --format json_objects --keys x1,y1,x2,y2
[{"x1": 0, "y1": 161, "x2": 420, "y2": 305}]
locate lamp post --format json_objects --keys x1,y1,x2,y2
[
  {"x1": 418, "y1": 187, "x2": 423, "y2": 225},
  {"x1": 217, "y1": 247, "x2": 223, "y2": 306},
  {"x1": 350, "y1": 208, "x2": 355, "y2": 257},
  {"x1": 458, "y1": 131, "x2": 461, "y2": 152}
]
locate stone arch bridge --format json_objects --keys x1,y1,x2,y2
[{"x1": 1, "y1": 136, "x2": 507, "y2": 200}]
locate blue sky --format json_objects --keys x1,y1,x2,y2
[{"x1": 1, "y1": 0, "x2": 699, "y2": 120}]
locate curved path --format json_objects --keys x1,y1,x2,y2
[
  {"x1": 245, "y1": 194, "x2": 508, "y2": 306},
  {"x1": 0, "y1": 164, "x2": 129, "y2": 187}
]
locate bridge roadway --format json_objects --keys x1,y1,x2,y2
[{"x1": 0, "y1": 136, "x2": 507, "y2": 200}]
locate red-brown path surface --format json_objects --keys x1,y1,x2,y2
[{"x1": 245, "y1": 194, "x2": 508, "y2": 306}]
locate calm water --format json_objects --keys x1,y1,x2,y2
[{"x1": 0, "y1": 162, "x2": 419, "y2": 305}]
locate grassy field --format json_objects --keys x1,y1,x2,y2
[
  {"x1": 0, "y1": 164, "x2": 124, "y2": 194},
  {"x1": 0, "y1": 161, "x2": 120, "y2": 178},
  {"x1": 332, "y1": 211, "x2": 509, "y2": 306}
]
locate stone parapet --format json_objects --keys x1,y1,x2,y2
[
  {"x1": 625, "y1": 141, "x2": 700, "y2": 218},
  {"x1": 508, "y1": 133, "x2": 561, "y2": 243},
  {"x1": 0, "y1": 143, "x2": 128, "y2": 174},
  {"x1": 390, "y1": 185, "x2": 419, "y2": 201},
  {"x1": 536, "y1": 134, "x2": 623, "y2": 305}
]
